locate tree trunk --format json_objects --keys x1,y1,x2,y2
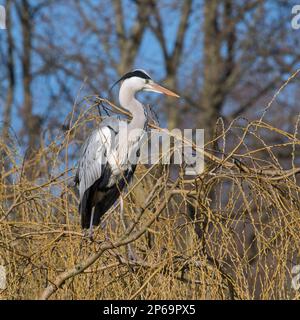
[
  {"x1": 200, "y1": 0, "x2": 224, "y2": 141},
  {"x1": 20, "y1": 0, "x2": 35, "y2": 152},
  {"x1": 0, "y1": 0, "x2": 15, "y2": 179},
  {"x1": 1, "y1": 0, "x2": 14, "y2": 141}
]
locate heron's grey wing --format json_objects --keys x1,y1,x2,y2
[{"x1": 76, "y1": 125, "x2": 114, "y2": 202}]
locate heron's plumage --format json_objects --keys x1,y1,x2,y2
[{"x1": 75, "y1": 117, "x2": 143, "y2": 228}]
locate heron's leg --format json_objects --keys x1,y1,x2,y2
[
  {"x1": 120, "y1": 195, "x2": 126, "y2": 230},
  {"x1": 89, "y1": 207, "x2": 95, "y2": 240},
  {"x1": 79, "y1": 232, "x2": 85, "y2": 256},
  {"x1": 119, "y1": 195, "x2": 137, "y2": 261},
  {"x1": 79, "y1": 229, "x2": 89, "y2": 255}
]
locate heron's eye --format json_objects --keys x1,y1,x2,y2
[{"x1": 145, "y1": 79, "x2": 150, "y2": 84}]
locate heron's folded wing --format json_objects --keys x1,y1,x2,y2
[{"x1": 76, "y1": 126, "x2": 113, "y2": 201}]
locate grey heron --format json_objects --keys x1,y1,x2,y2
[{"x1": 74, "y1": 69, "x2": 179, "y2": 237}]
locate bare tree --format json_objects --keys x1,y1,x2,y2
[
  {"x1": 1, "y1": 0, "x2": 14, "y2": 142},
  {"x1": 149, "y1": 0, "x2": 192, "y2": 128},
  {"x1": 199, "y1": 0, "x2": 300, "y2": 139}
]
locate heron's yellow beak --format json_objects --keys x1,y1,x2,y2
[{"x1": 144, "y1": 82, "x2": 180, "y2": 98}]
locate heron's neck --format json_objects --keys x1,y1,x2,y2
[{"x1": 119, "y1": 87, "x2": 147, "y2": 131}]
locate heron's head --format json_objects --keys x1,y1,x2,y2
[{"x1": 112, "y1": 69, "x2": 180, "y2": 98}]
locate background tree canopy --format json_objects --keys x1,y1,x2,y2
[{"x1": 1, "y1": 0, "x2": 300, "y2": 145}]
